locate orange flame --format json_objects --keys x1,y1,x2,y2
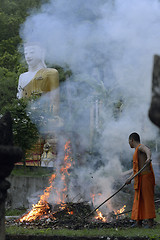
[
  {"x1": 59, "y1": 140, "x2": 74, "y2": 202},
  {"x1": 114, "y1": 205, "x2": 126, "y2": 218},
  {"x1": 19, "y1": 140, "x2": 74, "y2": 222},
  {"x1": 95, "y1": 209, "x2": 106, "y2": 222},
  {"x1": 90, "y1": 193, "x2": 107, "y2": 222},
  {"x1": 90, "y1": 193, "x2": 96, "y2": 205},
  {"x1": 90, "y1": 192, "x2": 101, "y2": 206}
]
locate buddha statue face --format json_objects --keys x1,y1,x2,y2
[{"x1": 24, "y1": 44, "x2": 46, "y2": 69}]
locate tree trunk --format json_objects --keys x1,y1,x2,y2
[{"x1": 0, "y1": 201, "x2": 5, "y2": 240}]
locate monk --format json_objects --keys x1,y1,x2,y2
[{"x1": 125, "y1": 132, "x2": 156, "y2": 228}]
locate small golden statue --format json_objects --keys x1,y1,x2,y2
[{"x1": 41, "y1": 142, "x2": 55, "y2": 168}]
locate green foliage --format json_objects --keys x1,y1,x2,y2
[
  {"x1": 11, "y1": 166, "x2": 53, "y2": 177},
  {"x1": 0, "y1": 0, "x2": 49, "y2": 41},
  {"x1": 0, "y1": 51, "x2": 19, "y2": 71},
  {"x1": 6, "y1": 208, "x2": 26, "y2": 216},
  {"x1": 0, "y1": 67, "x2": 18, "y2": 109},
  {"x1": 54, "y1": 65, "x2": 72, "y2": 83},
  {"x1": 1, "y1": 98, "x2": 39, "y2": 155}
]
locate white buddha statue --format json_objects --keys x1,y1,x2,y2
[
  {"x1": 17, "y1": 43, "x2": 59, "y2": 114},
  {"x1": 17, "y1": 43, "x2": 60, "y2": 166}
]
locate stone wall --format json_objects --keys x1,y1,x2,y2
[{"x1": 6, "y1": 175, "x2": 50, "y2": 209}]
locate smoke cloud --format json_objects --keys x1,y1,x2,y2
[{"x1": 21, "y1": 0, "x2": 160, "y2": 211}]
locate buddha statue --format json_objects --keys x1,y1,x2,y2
[
  {"x1": 17, "y1": 43, "x2": 59, "y2": 114},
  {"x1": 17, "y1": 43, "x2": 60, "y2": 165}
]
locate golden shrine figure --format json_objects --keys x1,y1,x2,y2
[
  {"x1": 22, "y1": 68, "x2": 59, "y2": 97},
  {"x1": 41, "y1": 142, "x2": 56, "y2": 168},
  {"x1": 17, "y1": 43, "x2": 59, "y2": 166}
]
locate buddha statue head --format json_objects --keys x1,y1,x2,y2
[{"x1": 24, "y1": 43, "x2": 47, "y2": 72}]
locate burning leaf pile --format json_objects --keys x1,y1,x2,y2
[
  {"x1": 15, "y1": 201, "x2": 94, "y2": 229},
  {"x1": 7, "y1": 201, "x2": 134, "y2": 230},
  {"x1": 14, "y1": 199, "x2": 129, "y2": 230}
]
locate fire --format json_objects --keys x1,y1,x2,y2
[
  {"x1": 114, "y1": 205, "x2": 126, "y2": 218},
  {"x1": 94, "y1": 205, "x2": 126, "y2": 222},
  {"x1": 19, "y1": 201, "x2": 52, "y2": 222},
  {"x1": 95, "y1": 209, "x2": 106, "y2": 222},
  {"x1": 90, "y1": 193, "x2": 96, "y2": 205},
  {"x1": 90, "y1": 193, "x2": 107, "y2": 222},
  {"x1": 90, "y1": 192, "x2": 101, "y2": 206},
  {"x1": 18, "y1": 139, "x2": 126, "y2": 224},
  {"x1": 59, "y1": 140, "x2": 74, "y2": 202},
  {"x1": 19, "y1": 140, "x2": 74, "y2": 222},
  {"x1": 69, "y1": 211, "x2": 74, "y2": 215}
]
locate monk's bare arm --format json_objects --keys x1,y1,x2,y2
[{"x1": 138, "y1": 144, "x2": 152, "y2": 164}]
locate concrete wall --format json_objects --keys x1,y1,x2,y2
[{"x1": 6, "y1": 175, "x2": 50, "y2": 209}]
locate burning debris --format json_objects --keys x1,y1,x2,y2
[
  {"x1": 18, "y1": 201, "x2": 93, "y2": 225},
  {"x1": 114, "y1": 205, "x2": 126, "y2": 218},
  {"x1": 15, "y1": 200, "x2": 128, "y2": 230},
  {"x1": 7, "y1": 200, "x2": 159, "y2": 230},
  {"x1": 7, "y1": 201, "x2": 133, "y2": 230},
  {"x1": 18, "y1": 140, "x2": 74, "y2": 222},
  {"x1": 10, "y1": 139, "x2": 130, "y2": 229}
]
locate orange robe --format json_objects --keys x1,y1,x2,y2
[{"x1": 131, "y1": 144, "x2": 156, "y2": 220}]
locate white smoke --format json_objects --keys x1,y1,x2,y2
[{"x1": 21, "y1": 0, "x2": 160, "y2": 211}]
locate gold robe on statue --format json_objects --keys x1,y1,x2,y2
[{"x1": 22, "y1": 68, "x2": 59, "y2": 98}]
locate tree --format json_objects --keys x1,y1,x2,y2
[{"x1": 1, "y1": 98, "x2": 39, "y2": 163}]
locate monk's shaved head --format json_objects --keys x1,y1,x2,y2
[{"x1": 129, "y1": 132, "x2": 140, "y2": 143}]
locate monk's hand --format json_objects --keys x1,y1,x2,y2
[{"x1": 125, "y1": 178, "x2": 131, "y2": 185}]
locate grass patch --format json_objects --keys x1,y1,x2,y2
[
  {"x1": 11, "y1": 166, "x2": 53, "y2": 177},
  {"x1": 5, "y1": 224, "x2": 160, "y2": 238},
  {"x1": 5, "y1": 208, "x2": 27, "y2": 216}
]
